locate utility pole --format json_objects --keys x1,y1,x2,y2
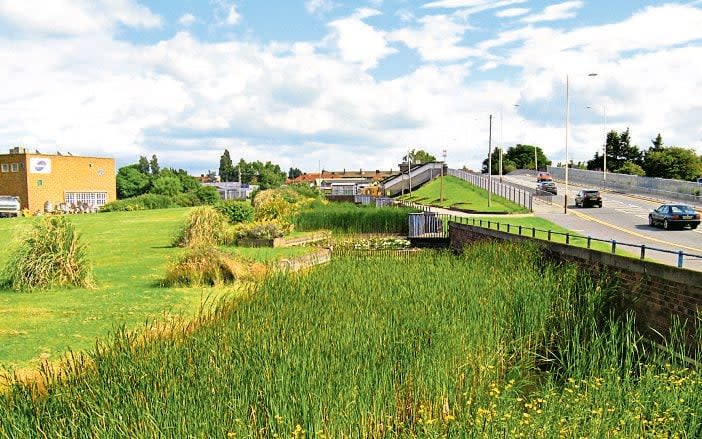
[
  {"x1": 488, "y1": 114, "x2": 493, "y2": 208},
  {"x1": 440, "y1": 149, "x2": 446, "y2": 203}
]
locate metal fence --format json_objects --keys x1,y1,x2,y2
[
  {"x1": 448, "y1": 169, "x2": 533, "y2": 211},
  {"x1": 547, "y1": 166, "x2": 702, "y2": 206},
  {"x1": 451, "y1": 216, "x2": 702, "y2": 269}
]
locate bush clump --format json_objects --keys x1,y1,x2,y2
[
  {"x1": 234, "y1": 220, "x2": 292, "y2": 240},
  {"x1": 1, "y1": 216, "x2": 93, "y2": 291},
  {"x1": 100, "y1": 193, "x2": 176, "y2": 212},
  {"x1": 214, "y1": 200, "x2": 255, "y2": 224},
  {"x1": 163, "y1": 247, "x2": 265, "y2": 287},
  {"x1": 172, "y1": 206, "x2": 232, "y2": 248}
]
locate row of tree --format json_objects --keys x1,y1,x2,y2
[
  {"x1": 218, "y1": 149, "x2": 286, "y2": 189},
  {"x1": 479, "y1": 131, "x2": 702, "y2": 182},
  {"x1": 482, "y1": 144, "x2": 551, "y2": 174},
  {"x1": 117, "y1": 155, "x2": 217, "y2": 200},
  {"x1": 584, "y1": 130, "x2": 702, "y2": 181}
]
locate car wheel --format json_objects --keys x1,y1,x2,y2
[
  {"x1": 648, "y1": 215, "x2": 654, "y2": 226},
  {"x1": 598, "y1": 203, "x2": 602, "y2": 208},
  {"x1": 691, "y1": 224, "x2": 698, "y2": 230},
  {"x1": 663, "y1": 219, "x2": 669, "y2": 230}
]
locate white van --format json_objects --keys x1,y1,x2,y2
[{"x1": 0, "y1": 196, "x2": 21, "y2": 217}]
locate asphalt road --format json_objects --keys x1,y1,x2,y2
[{"x1": 502, "y1": 173, "x2": 702, "y2": 271}]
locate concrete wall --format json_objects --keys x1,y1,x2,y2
[
  {"x1": 0, "y1": 152, "x2": 116, "y2": 212},
  {"x1": 450, "y1": 222, "x2": 702, "y2": 355}
]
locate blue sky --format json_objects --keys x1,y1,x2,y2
[{"x1": 2, "y1": 0, "x2": 702, "y2": 174}]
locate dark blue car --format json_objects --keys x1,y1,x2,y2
[{"x1": 648, "y1": 204, "x2": 700, "y2": 230}]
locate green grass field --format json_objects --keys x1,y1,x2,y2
[
  {"x1": 0, "y1": 243, "x2": 698, "y2": 436},
  {"x1": 0, "y1": 209, "x2": 312, "y2": 371},
  {"x1": 399, "y1": 175, "x2": 528, "y2": 213}
]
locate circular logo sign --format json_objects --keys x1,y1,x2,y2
[{"x1": 34, "y1": 160, "x2": 48, "y2": 172}]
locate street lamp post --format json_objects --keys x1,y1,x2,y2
[
  {"x1": 488, "y1": 114, "x2": 493, "y2": 208},
  {"x1": 564, "y1": 73, "x2": 598, "y2": 214},
  {"x1": 564, "y1": 75, "x2": 570, "y2": 214},
  {"x1": 440, "y1": 149, "x2": 447, "y2": 203},
  {"x1": 587, "y1": 104, "x2": 607, "y2": 188}
]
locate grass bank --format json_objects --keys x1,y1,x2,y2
[
  {"x1": 399, "y1": 175, "x2": 528, "y2": 213},
  {"x1": 0, "y1": 242, "x2": 698, "y2": 436},
  {"x1": 0, "y1": 209, "x2": 313, "y2": 370}
]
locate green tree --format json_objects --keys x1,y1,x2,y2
[
  {"x1": 151, "y1": 175, "x2": 183, "y2": 197},
  {"x1": 194, "y1": 186, "x2": 221, "y2": 204},
  {"x1": 219, "y1": 149, "x2": 235, "y2": 182},
  {"x1": 149, "y1": 155, "x2": 160, "y2": 175},
  {"x1": 650, "y1": 133, "x2": 664, "y2": 151},
  {"x1": 404, "y1": 149, "x2": 437, "y2": 164},
  {"x1": 116, "y1": 165, "x2": 151, "y2": 198},
  {"x1": 587, "y1": 128, "x2": 642, "y2": 172},
  {"x1": 503, "y1": 144, "x2": 550, "y2": 170},
  {"x1": 137, "y1": 156, "x2": 150, "y2": 174},
  {"x1": 615, "y1": 161, "x2": 645, "y2": 176},
  {"x1": 234, "y1": 159, "x2": 285, "y2": 189},
  {"x1": 481, "y1": 147, "x2": 501, "y2": 174},
  {"x1": 643, "y1": 147, "x2": 702, "y2": 181},
  {"x1": 288, "y1": 167, "x2": 302, "y2": 180}
]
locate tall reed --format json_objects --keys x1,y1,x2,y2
[
  {"x1": 0, "y1": 242, "x2": 699, "y2": 437},
  {"x1": 172, "y1": 206, "x2": 231, "y2": 248},
  {"x1": 294, "y1": 202, "x2": 415, "y2": 234},
  {"x1": 1, "y1": 216, "x2": 93, "y2": 291}
]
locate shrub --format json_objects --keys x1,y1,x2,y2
[
  {"x1": 234, "y1": 220, "x2": 292, "y2": 240},
  {"x1": 100, "y1": 193, "x2": 175, "y2": 212},
  {"x1": 163, "y1": 246, "x2": 265, "y2": 287},
  {"x1": 214, "y1": 200, "x2": 255, "y2": 224},
  {"x1": 173, "y1": 206, "x2": 232, "y2": 248},
  {"x1": 195, "y1": 186, "x2": 221, "y2": 205},
  {"x1": 151, "y1": 175, "x2": 184, "y2": 197},
  {"x1": 172, "y1": 192, "x2": 201, "y2": 207},
  {"x1": 1, "y1": 216, "x2": 93, "y2": 291},
  {"x1": 252, "y1": 189, "x2": 299, "y2": 222}
]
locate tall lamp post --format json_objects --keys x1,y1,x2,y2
[
  {"x1": 587, "y1": 104, "x2": 607, "y2": 188},
  {"x1": 488, "y1": 114, "x2": 493, "y2": 208},
  {"x1": 440, "y1": 149, "x2": 447, "y2": 203},
  {"x1": 564, "y1": 73, "x2": 598, "y2": 214}
]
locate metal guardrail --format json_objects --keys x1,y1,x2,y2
[
  {"x1": 448, "y1": 169, "x2": 533, "y2": 211},
  {"x1": 547, "y1": 166, "x2": 702, "y2": 206}
]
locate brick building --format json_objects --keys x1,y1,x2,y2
[{"x1": 0, "y1": 147, "x2": 116, "y2": 213}]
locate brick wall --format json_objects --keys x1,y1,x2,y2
[
  {"x1": 0, "y1": 152, "x2": 116, "y2": 212},
  {"x1": 450, "y1": 222, "x2": 702, "y2": 356}
]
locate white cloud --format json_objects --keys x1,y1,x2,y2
[
  {"x1": 326, "y1": 8, "x2": 396, "y2": 70},
  {"x1": 496, "y1": 7, "x2": 529, "y2": 18},
  {"x1": 0, "y1": 0, "x2": 162, "y2": 35},
  {"x1": 1, "y1": 1, "x2": 702, "y2": 173},
  {"x1": 178, "y1": 13, "x2": 196, "y2": 26},
  {"x1": 305, "y1": 0, "x2": 335, "y2": 15},
  {"x1": 224, "y1": 3, "x2": 240, "y2": 25},
  {"x1": 521, "y1": 1, "x2": 583, "y2": 24},
  {"x1": 389, "y1": 13, "x2": 476, "y2": 62}
]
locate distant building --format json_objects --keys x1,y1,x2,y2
[
  {"x1": 288, "y1": 169, "x2": 399, "y2": 195},
  {"x1": 202, "y1": 181, "x2": 258, "y2": 200},
  {"x1": 0, "y1": 147, "x2": 116, "y2": 212}
]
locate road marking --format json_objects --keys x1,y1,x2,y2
[{"x1": 570, "y1": 210, "x2": 702, "y2": 253}]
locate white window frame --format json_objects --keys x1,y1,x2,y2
[
  {"x1": 64, "y1": 192, "x2": 108, "y2": 207},
  {"x1": 0, "y1": 163, "x2": 8, "y2": 172},
  {"x1": 10, "y1": 163, "x2": 19, "y2": 172}
]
